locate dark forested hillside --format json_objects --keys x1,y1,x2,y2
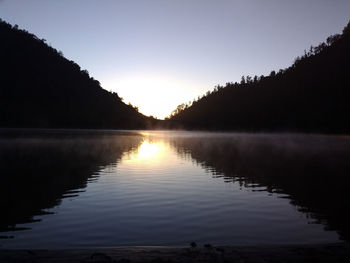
[
  {"x1": 170, "y1": 21, "x2": 350, "y2": 133},
  {"x1": 0, "y1": 19, "x2": 155, "y2": 129}
]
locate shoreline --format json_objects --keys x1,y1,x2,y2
[{"x1": 1, "y1": 243, "x2": 350, "y2": 262}]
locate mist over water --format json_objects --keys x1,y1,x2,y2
[{"x1": 1, "y1": 130, "x2": 349, "y2": 248}]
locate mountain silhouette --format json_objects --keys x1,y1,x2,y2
[
  {"x1": 0, "y1": 19, "x2": 156, "y2": 129},
  {"x1": 170, "y1": 21, "x2": 350, "y2": 133}
]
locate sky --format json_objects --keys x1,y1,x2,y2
[{"x1": 1, "y1": 1, "x2": 350, "y2": 119}]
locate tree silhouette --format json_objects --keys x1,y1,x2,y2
[
  {"x1": 0, "y1": 19, "x2": 158, "y2": 129},
  {"x1": 170, "y1": 20, "x2": 350, "y2": 133}
]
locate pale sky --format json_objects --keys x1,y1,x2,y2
[{"x1": 1, "y1": 0, "x2": 349, "y2": 118}]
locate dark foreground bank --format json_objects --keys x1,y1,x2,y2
[{"x1": 1, "y1": 243, "x2": 350, "y2": 263}]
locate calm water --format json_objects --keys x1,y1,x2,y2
[{"x1": 1, "y1": 130, "x2": 350, "y2": 248}]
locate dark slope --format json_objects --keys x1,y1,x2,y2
[
  {"x1": 0, "y1": 19, "x2": 154, "y2": 129},
  {"x1": 171, "y1": 21, "x2": 350, "y2": 133}
]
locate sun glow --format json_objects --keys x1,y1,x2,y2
[{"x1": 102, "y1": 73, "x2": 204, "y2": 119}]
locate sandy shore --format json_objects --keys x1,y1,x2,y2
[{"x1": 1, "y1": 243, "x2": 350, "y2": 263}]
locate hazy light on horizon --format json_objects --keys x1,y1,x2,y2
[{"x1": 103, "y1": 73, "x2": 205, "y2": 119}]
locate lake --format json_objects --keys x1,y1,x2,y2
[{"x1": 1, "y1": 130, "x2": 350, "y2": 248}]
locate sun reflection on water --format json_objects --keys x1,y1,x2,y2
[
  {"x1": 123, "y1": 140, "x2": 168, "y2": 165},
  {"x1": 137, "y1": 141, "x2": 162, "y2": 160}
]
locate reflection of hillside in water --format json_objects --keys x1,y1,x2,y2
[
  {"x1": 170, "y1": 134, "x2": 350, "y2": 241},
  {"x1": 0, "y1": 130, "x2": 142, "y2": 234}
]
